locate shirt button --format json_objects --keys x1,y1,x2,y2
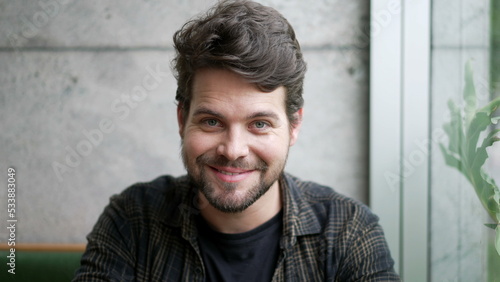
[{"x1": 195, "y1": 267, "x2": 202, "y2": 274}]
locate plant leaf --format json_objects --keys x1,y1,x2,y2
[
  {"x1": 470, "y1": 129, "x2": 500, "y2": 173},
  {"x1": 494, "y1": 180, "x2": 500, "y2": 223},
  {"x1": 464, "y1": 60, "x2": 477, "y2": 127},
  {"x1": 439, "y1": 143, "x2": 468, "y2": 179},
  {"x1": 466, "y1": 112, "x2": 493, "y2": 164},
  {"x1": 477, "y1": 175, "x2": 500, "y2": 223},
  {"x1": 441, "y1": 63, "x2": 500, "y2": 255},
  {"x1": 445, "y1": 99, "x2": 466, "y2": 156},
  {"x1": 477, "y1": 96, "x2": 500, "y2": 115},
  {"x1": 467, "y1": 130, "x2": 500, "y2": 215},
  {"x1": 443, "y1": 123, "x2": 461, "y2": 155},
  {"x1": 474, "y1": 160, "x2": 498, "y2": 220},
  {"x1": 485, "y1": 223, "x2": 499, "y2": 230},
  {"x1": 476, "y1": 169, "x2": 500, "y2": 222},
  {"x1": 496, "y1": 226, "x2": 500, "y2": 256}
]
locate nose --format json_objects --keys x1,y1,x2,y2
[{"x1": 216, "y1": 127, "x2": 249, "y2": 161}]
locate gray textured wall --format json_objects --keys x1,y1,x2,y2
[{"x1": 0, "y1": 0, "x2": 369, "y2": 243}]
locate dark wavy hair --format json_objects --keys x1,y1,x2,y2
[{"x1": 172, "y1": 0, "x2": 306, "y2": 126}]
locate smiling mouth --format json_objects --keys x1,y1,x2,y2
[
  {"x1": 208, "y1": 166, "x2": 255, "y2": 182},
  {"x1": 211, "y1": 167, "x2": 253, "y2": 175}
]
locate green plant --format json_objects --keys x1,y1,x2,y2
[{"x1": 439, "y1": 61, "x2": 500, "y2": 256}]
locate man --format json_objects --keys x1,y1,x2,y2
[{"x1": 74, "y1": 1, "x2": 400, "y2": 281}]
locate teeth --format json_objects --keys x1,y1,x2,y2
[{"x1": 217, "y1": 170, "x2": 240, "y2": 176}]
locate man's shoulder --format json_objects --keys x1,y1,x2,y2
[
  {"x1": 285, "y1": 173, "x2": 366, "y2": 207},
  {"x1": 120, "y1": 174, "x2": 188, "y2": 196},
  {"x1": 284, "y1": 173, "x2": 379, "y2": 227},
  {"x1": 108, "y1": 175, "x2": 190, "y2": 224}
]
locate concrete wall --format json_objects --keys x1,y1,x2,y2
[{"x1": 0, "y1": 0, "x2": 370, "y2": 243}]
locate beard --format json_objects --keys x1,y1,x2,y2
[{"x1": 181, "y1": 146, "x2": 286, "y2": 214}]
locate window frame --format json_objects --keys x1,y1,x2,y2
[{"x1": 369, "y1": 0, "x2": 431, "y2": 280}]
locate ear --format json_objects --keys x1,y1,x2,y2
[
  {"x1": 177, "y1": 104, "x2": 185, "y2": 138},
  {"x1": 289, "y1": 108, "x2": 303, "y2": 147}
]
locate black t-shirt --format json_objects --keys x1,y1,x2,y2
[{"x1": 196, "y1": 211, "x2": 283, "y2": 282}]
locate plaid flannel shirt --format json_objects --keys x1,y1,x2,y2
[{"x1": 73, "y1": 173, "x2": 400, "y2": 281}]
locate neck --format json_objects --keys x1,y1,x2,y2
[{"x1": 198, "y1": 181, "x2": 282, "y2": 234}]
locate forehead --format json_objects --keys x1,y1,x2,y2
[{"x1": 190, "y1": 68, "x2": 286, "y2": 115}]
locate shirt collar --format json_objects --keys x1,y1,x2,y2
[{"x1": 280, "y1": 173, "x2": 322, "y2": 248}]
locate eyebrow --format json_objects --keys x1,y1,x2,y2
[
  {"x1": 246, "y1": 111, "x2": 280, "y2": 121},
  {"x1": 192, "y1": 107, "x2": 225, "y2": 119},
  {"x1": 192, "y1": 107, "x2": 280, "y2": 121}
]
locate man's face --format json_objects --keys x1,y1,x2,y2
[{"x1": 178, "y1": 68, "x2": 301, "y2": 213}]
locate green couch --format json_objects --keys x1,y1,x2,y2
[{"x1": 0, "y1": 247, "x2": 83, "y2": 282}]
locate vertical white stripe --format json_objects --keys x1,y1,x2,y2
[
  {"x1": 369, "y1": 0, "x2": 403, "y2": 273},
  {"x1": 370, "y1": 0, "x2": 431, "y2": 278},
  {"x1": 401, "y1": 0, "x2": 430, "y2": 280}
]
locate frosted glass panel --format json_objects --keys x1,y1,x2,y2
[{"x1": 430, "y1": 0, "x2": 500, "y2": 281}]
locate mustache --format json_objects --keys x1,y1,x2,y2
[{"x1": 196, "y1": 154, "x2": 268, "y2": 171}]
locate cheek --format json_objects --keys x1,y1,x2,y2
[
  {"x1": 183, "y1": 131, "x2": 218, "y2": 159},
  {"x1": 253, "y1": 135, "x2": 290, "y2": 163}
]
